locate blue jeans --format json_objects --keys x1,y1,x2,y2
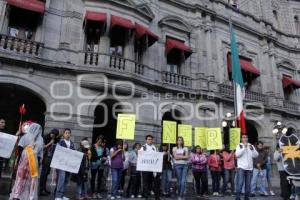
[
  {"x1": 251, "y1": 168, "x2": 267, "y2": 194},
  {"x1": 222, "y1": 169, "x2": 235, "y2": 194},
  {"x1": 55, "y1": 170, "x2": 70, "y2": 198},
  {"x1": 111, "y1": 168, "x2": 122, "y2": 196},
  {"x1": 77, "y1": 182, "x2": 87, "y2": 198},
  {"x1": 174, "y1": 164, "x2": 188, "y2": 198},
  {"x1": 235, "y1": 168, "x2": 252, "y2": 199},
  {"x1": 211, "y1": 171, "x2": 221, "y2": 193},
  {"x1": 161, "y1": 169, "x2": 172, "y2": 194}
]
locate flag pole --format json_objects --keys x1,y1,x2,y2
[{"x1": 229, "y1": 19, "x2": 237, "y2": 122}]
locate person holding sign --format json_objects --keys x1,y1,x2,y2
[
  {"x1": 10, "y1": 123, "x2": 44, "y2": 200},
  {"x1": 235, "y1": 135, "x2": 258, "y2": 200},
  {"x1": 221, "y1": 146, "x2": 236, "y2": 196},
  {"x1": 55, "y1": 128, "x2": 75, "y2": 200},
  {"x1": 190, "y1": 145, "x2": 208, "y2": 197},
  {"x1": 172, "y1": 136, "x2": 189, "y2": 200},
  {"x1": 208, "y1": 150, "x2": 222, "y2": 196},
  {"x1": 110, "y1": 139, "x2": 124, "y2": 199},
  {"x1": 140, "y1": 134, "x2": 161, "y2": 200}
]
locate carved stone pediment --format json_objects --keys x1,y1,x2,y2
[
  {"x1": 135, "y1": 3, "x2": 155, "y2": 20},
  {"x1": 158, "y1": 15, "x2": 191, "y2": 34}
]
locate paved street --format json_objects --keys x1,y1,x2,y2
[{"x1": 0, "y1": 175, "x2": 283, "y2": 200}]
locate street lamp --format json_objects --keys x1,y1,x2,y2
[
  {"x1": 222, "y1": 112, "x2": 235, "y2": 146},
  {"x1": 272, "y1": 121, "x2": 287, "y2": 139}
]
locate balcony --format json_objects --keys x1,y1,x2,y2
[
  {"x1": 283, "y1": 100, "x2": 300, "y2": 113},
  {"x1": 0, "y1": 34, "x2": 43, "y2": 56},
  {"x1": 82, "y1": 51, "x2": 156, "y2": 80},
  {"x1": 162, "y1": 71, "x2": 191, "y2": 88},
  {"x1": 218, "y1": 83, "x2": 268, "y2": 104}
]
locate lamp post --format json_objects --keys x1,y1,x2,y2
[
  {"x1": 272, "y1": 121, "x2": 288, "y2": 140},
  {"x1": 222, "y1": 112, "x2": 236, "y2": 146}
]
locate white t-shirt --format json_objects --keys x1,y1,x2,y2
[
  {"x1": 172, "y1": 146, "x2": 189, "y2": 165},
  {"x1": 64, "y1": 139, "x2": 71, "y2": 148}
]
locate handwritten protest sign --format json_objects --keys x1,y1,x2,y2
[
  {"x1": 178, "y1": 124, "x2": 192, "y2": 147},
  {"x1": 279, "y1": 134, "x2": 300, "y2": 175},
  {"x1": 116, "y1": 114, "x2": 136, "y2": 140},
  {"x1": 230, "y1": 128, "x2": 241, "y2": 150},
  {"x1": 163, "y1": 121, "x2": 177, "y2": 144},
  {"x1": 206, "y1": 128, "x2": 222, "y2": 150},
  {"x1": 0, "y1": 132, "x2": 18, "y2": 158},
  {"x1": 137, "y1": 151, "x2": 163, "y2": 172},
  {"x1": 50, "y1": 145, "x2": 84, "y2": 173},
  {"x1": 195, "y1": 127, "x2": 207, "y2": 148}
]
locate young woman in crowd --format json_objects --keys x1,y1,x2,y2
[
  {"x1": 190, "y1": 145, "x2": 208, "y2": 197},
  {"x1": 110, "y1": 139, "x2": 124, "y2": 199},
  {"x1": 208, "y1": 150, "x2": 222, "y2": 196},
  {"x1": 75, "y1": 139, "x2": 91, "y2": 200},
  {"x1": 90, "y1": 135, "x2": 108, "y2": 199},
  {"x1": 126, "y1": 143, "x2": 142, "y2": 198},
  {"x1": 120, "y1": 142, "x2": 129, "y2": 193},
  {"x1": 160, "y1": 144, "x2": 173, "y2": 197},
  {"x1": 221, "y1": 146, "x2": 236, "y2": 196},
  {"x1": 265, "y1": 146, "x2": 275, "y2": 196},
  {"x1": 172, "y1": 136, "x2": 189, "y2": 200}
]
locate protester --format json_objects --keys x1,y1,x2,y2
[
  {"x1": 0, "y1": 118, "x2": 6, "y2": 179},
  {"x1": 250, "y1": 141, "x2": 268, "y2": 197},
  {"x1": 274, "y1": 144, "x2": 291, "y2": 200},
  {"x1": 120, "y1": 142, "x2": 129, "y2": 193},
  {"x1": 235, "y1": 134, "x2": 258, "y2": 200},
  {"x1": 90, "y1": 135, "x2": 108, "y2": 199},
  {"x1": 110, "y1": 139, "x2": 124, "y2": 199},
  {"x1": 208, "y1": 150, "x2": 222, "y2": 196},
  {"x1": 9, "y1": 123, "x2": 44, "y2": 200},
  {"x1": 190, "y1": 145, "x2": 208, "y2": 197},
  {"x1": 265, "y1": 146, "x2": 275, "y2": 196},
  {"x1": 39, "y1": 128, "x2": 59, "y2": 196},
  {"x1": 75, "y1": 139, "x2": 90, "y2": 200},
  {"x1": 172, "y1": 136, "x2": 189, "y2": 200},
  {"x1": 141, "y1": 134, "x2": 161, "y2": 200},
  {"x1": 55, "y1": 128, "x2": 75, "y2": 200},
  {"x1": 160, "y1": 144, "x2": 173, "y2": 197},
  {"x1": 221, "y1": 146, "x2": 236, "y2": 196},
  {"x1": 126, "y1": 143, "x2": 142, "y2": 198}
]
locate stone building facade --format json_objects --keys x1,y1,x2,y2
[{"x1": 0, "y1": 0, "x2": 300, "y2": 148}]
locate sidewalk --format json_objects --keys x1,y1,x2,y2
[{"x1": 0, "y1": 175, "x2": 283, "y2": 200}]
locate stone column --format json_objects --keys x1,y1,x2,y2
[{"x1": 0, "y1": 1, "x2": 8, "y2": 34}]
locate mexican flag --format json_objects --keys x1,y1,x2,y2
[{"x1": 230, "y1": 21, "x2": 247, "y2": 135}]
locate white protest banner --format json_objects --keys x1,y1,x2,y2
[
  {"x1": 137, "y1": 151, "x2": 163, "y2": 173},
  {"x1": 0, "y1": 132, "x2": 18, "y2": 158},
  {"x1": 50, "y1": 145, "x2": 84, "y2": 173}
]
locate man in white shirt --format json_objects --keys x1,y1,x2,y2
[
  {"x1": 235, "y1": 135, "x2": 258, "y2": 200},
  {"x1": 140, "y1": 135, "x2": 160, "y2": 200}
]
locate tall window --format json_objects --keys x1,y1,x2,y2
[
  {"x1": 110, "y1": 27, "x2": 127, "y2": 57},
  {"x1": 295, "y1": 16, "x2": 300, "y2": 35},
  {"x1": 85, "y1": 22, "x2": 102, "y2": 52},
  {"x1": 8, "y1": 7, "x2": 41, "y2": 40},
  {"x1": 167, "y1": 51, "x2": 183, "y2": 74}
]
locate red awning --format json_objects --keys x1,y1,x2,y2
[
  {"x1": 165, "y1": 38, "x2": 192, "y2": 59},
  {"x1": 282, "y1": 75, "x2": 300, "y2": 89},
  {"x1": 227, "y1": 54, "x2": 260, "y2": 76},
  {"x1": 7, "y1": 0, "x2": 45, "y2": 13},
  {"x1": 111, "y1": 15, "x2": 134, "y2": 30},
  {"x1": 85, "y1": 11, "x2": 107, "y2": 23},
  {"x1": 135, "y1": 23, "x2": 159, "y2": 47}
]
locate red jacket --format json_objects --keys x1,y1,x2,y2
[{"x1": 208, "y1": 154, "x2": 222, "y2": 171}]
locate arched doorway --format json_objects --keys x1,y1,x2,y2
[
  {"x1": 161, "y1": 109, "x2": 182, "y2": 145},
  {"x1": 246, "y1": 120, "x2": 258, "y2": 145},
  {"x1": 0, "y1": 84, "x2": 46, "y2": 133},
  {"x1": 93, "y1": 99, "x2": 122, "y2": 148},
  {"x1": 287, "y1": 127, "x2": 296, "y2": 136}
]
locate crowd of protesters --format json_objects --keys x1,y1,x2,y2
[{"x1": 0, "y1": 118, "x2": 299, "y2": 200}]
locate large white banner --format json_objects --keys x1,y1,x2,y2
[
  {"x1": 0, "y1": 132, "x2": 18, "y2": 158},
  {"x1": 137, "y1": 151, "x2": 163, "y2": 172},
  {"x1": 50, "y1": 145, "x2": 84, "y2": 173}
]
